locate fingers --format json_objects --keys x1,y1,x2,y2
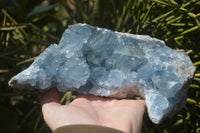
[
  {"x1": 126, "y1": 99, "x2": 146, "y2": 116},
  {"x1": 41, "y1": 88, "x2": 61, "y2": 119},
  {"x1": 76, "y1": 93, "x2": 102, "y2": 100},
  {"x1": 125, "y1": 100, "x2": 146, "y2": 133},
  {"x1": 135, "y1": 99, "x2": 146, "y2": 111},
  {"x1": 40, "y1": 88, "x2": 61, "y2": 105},
  {"x1": 40, "y1": 88, "x2": 62, "y2": 131}
]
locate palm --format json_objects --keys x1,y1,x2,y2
[{"x1": 41, "y1": 89, "x2": 145, "y2": 133}]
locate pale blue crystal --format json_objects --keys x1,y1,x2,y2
[{"x1": 9, "y1": 23, "x2": 196, "y2": 124}]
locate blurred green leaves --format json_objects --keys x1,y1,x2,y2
[
  {"x1": 26, "y1": 3, "x2": 58, "y2": 18},
  {"x1": 0, "y1": 0, "x2": 200, "y2": 133}
]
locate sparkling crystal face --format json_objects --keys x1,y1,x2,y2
[{"x1": 9, "y1": 24, "x2": 196, "y2": 123}]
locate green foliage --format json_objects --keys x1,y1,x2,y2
[{"x1": 0, "y1": 0, "x2": 199, "y2": 133}]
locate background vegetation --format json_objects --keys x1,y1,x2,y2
[{"x1": 0, "y1": 0, "x2": 199, "y2": 132}]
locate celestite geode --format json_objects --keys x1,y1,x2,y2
[{"x1": 9, "y1": 23, "x2": 196, "y2": 123}]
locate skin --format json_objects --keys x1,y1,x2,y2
[{"x1": 41, "y1": 88, "x2": 146, "y2": 133}]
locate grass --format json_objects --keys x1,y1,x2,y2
[{"x1": 0, "y1": 0, "x2": 200, "y2": 133}]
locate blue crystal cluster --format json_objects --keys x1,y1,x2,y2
[{"x1": 9, "y1": 24, "x2": 196, "y2": 123}]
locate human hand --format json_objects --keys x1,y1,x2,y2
[{"x1": 41, "y1": 88, "x2": 146, "y2": 133}]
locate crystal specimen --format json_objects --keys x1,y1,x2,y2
[{"x1": 9, "y1": 23, "x2": 196, "y2": 124}]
